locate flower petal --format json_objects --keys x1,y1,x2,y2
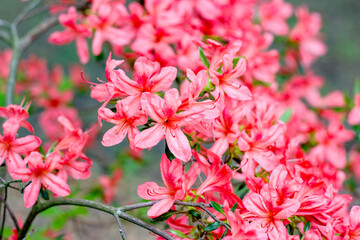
[
  {"x1": 24, "y1": 178, "x2": 41, "y2": 208},
  {"x1": 147, "y1": 198, "x2": 175, "y2": 218},
  {"x1": 165, "y1": 128, "x2": 191, "y2": 162}
]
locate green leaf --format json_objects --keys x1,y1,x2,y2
[
  {"x1": 38, "y1": 146, "x2": 46, "y2": 155},
  {"x1": 253, "y1": 80, "x2": 271, "y2": 87},
  {"x1": 150, "y1": 210, "x2": 177, "y2": 223},
  {"x1": 55, "y1": 234, "x2": 66, "y2": 240},
  {"x1": 59, "y1": 77, "x2": 74, "y2": 92},
  {"x1": 210, "y1": 201, "x2": 225, "y2": 215},
  {"x1": 286, "y1": 224, "x2": 292, "y2": 235},
  {"x1": 40, "y1": 207, "x2": 63, "y2": 217},
  {"x1": 232, "y1": 57, "x2": 245, "y2": 69},
  {"x1": 220, "y1": 229, "x2": 228, "y2": 239},
  {"x1": 238, "y1": 185, "x2": 249, "y2": 200},
  {"x1": 189, "y1": 209, "x2": 201, "y2": 220},
  {"x1": 94, "y1": 51, "x2": 105, "y2": 61},
  {"x1": 0, "y1": 91, "x2": 5, "y2": 107},
  {"x1": 231, "y1": 203, "x2": 238, "y2": 213},
  {"x1": 46, "y1": 141, "x2": 58, "y2": 157},
  {"x1": 40, "y1": 187, "x2": 50, "y2": 200},
  {"x1": 280, "y1": 108, "x2": 293, "y2": 123},
  {"x1": 169, "y1": 229, "x2": 189, "y2": 238},
  {"x1": 165, "y1": 141, "x2": 176, "y2": 161},
  {"x1": 297, "y1": 62, "x2": 304, "y2": 75},
  {"x1": 184, "y1": 133, "x2": 193, "y2": 142},
  {"x1": 199, "y1": 47, "x2": 210, "y2": 68},
  {"x1": 304, "y1": 221, "x2": 311, "y2": 232},
  {"x1": 52, "y1": 215, "x2": 67, "y2": 230},
  {"x1": 204, "y1": 222, "x2": 221, "y2": 232}
]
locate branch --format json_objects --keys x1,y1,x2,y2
[
  {"x1": 0, "y1": 20, "x2": 10, "y2": 28},
  {"x1": 17, "y1": 198, "x2": 175, "y2": 240},
  {"x1": 174, "y1": 201, "x2": 232, "y2": 232},
  {"x1": 13, "y1": 0, "x2": 42, "y2": 26},
  {"x1": 5, "y1": 0, "x2": 89, "y2": 105},
  {"x1": 5, "y1": 24, "x2": 20, "y2": 106},
  {"x1": 0, "y1": 188, "x2": 7, "y2": 240},
  {"x1": 113, "y1": 212, "x2": 127, "y2": 240},
  {"x1": 20, "y1": 16, "x2": 58, "y2": 50},
  {"x1": 0, "y1": 194, "x2": 19, "y2": 232},
  {"x1": 0, "y1": 30, "x2": 11, "y2": 45},
  {"x1": 118, "y1": 200, "x2": 232, "y2": 232}
]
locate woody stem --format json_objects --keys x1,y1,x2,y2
[{"x1": 17, "y1": 197, "x2": 175, "y2": 240}]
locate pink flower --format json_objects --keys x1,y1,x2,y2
[
  {"x1": 137, "y1": 154, "x2": 197, "y2": 218},
  {"x1": 54, "y1": 116, "x2": 93, "y2": 181},
  {"x1": 350, "y1": 150, "x2": 360, "y2": 181},
  {"x1": 89, "y1": 53, "x2": 126, "y2": 104},
  {"x1": 238, "y1": 123, "x2": 286, "y2": 175},
  {"x1": 49, "y1": 7, "x2": 91, "y2": 64},
  {"x1": 87, "y1": 3, "x2": 134, "y2": 56},
  {"x1": 243, "y1": 184, "x2": 300, "y2": 240},
  {"x1": 0, "y1": 49, "x2": 12, "y2": 79},
  {"x1": 197, "y1": 165, "x2": 234, "y2": 195},
  {"x1": 210, "y1": 55, "x2": 252, "y2": 101},
  {"x1": 290, "y1": 6, "x2": 327, "y2": 67},
  {"x1": 348, "y1": 94, "x2": 360, "y2": 125},
  {"x1": 135, "y1": 88, "x2": 215, "y2": 161},
  {"x1": 11, "y1": 151, "x2": 70, "y2": 208},
  {"x1": 130, "y1": 23, "x2": 177, "y2": 66},
  {"x1": 0, "y1": 119, "x2": 41, "y2": 176},
  {"x1": 223, "y1": 209, "x2": 266, "y2": 240},
  {"x1": 0, "y1": 102, "x2": 34, "y2": 133},
  {"x1": 259, "y1": 0, "x2": 292, "y2": 35},
  {"x1": 99, "y1": 168, "x2": 123, "y2": 204},
  {"x1": 111, "y1": 56, "x2": 177, "y2": 109},
  {"x1": 98, "y1": 98, "x2": 147, "y2": 150},
  {"x1": 210, "y1": 102, "x2": 242, "y2": 157},
  {"x1": 309, "y1": 120, "x2": 353, "y2": 169},
  {"x1": 346, "y1": 205, "x2": 360, "y2": 239}
]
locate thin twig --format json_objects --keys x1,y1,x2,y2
[
  {"x1": 0, "y1": 30, "x2": 11, "y2": 45},
  {"x1": 118, "y1": 201, "x2": 160, "y2": 212},
  {"x1": 0, "y1": 194, "x2": 19, "y2": 232},
  {"x1": 23, "y1": 229, "x2": 35, "y2": 240},
  {"x1": 20, "y1": 16, "x2": 58, "y2": 50},
  {"x1": 13, "y1": 0, "x2": 42, "y2": 26},
  {"x1": 113, "y1": 211, "x2": 127, "y2": 240},
  {"x1": 6, "y1": 24, "x2": 20, "y2": 106},
  {"x1": 174, "y1": 201, "x2": 232, "y2": 232},
  {"x1": 0, "y1": 20, "x2": 10, "y2": 28},
  {"x1": 0, "y1": 188, "x2": 8, "y2": 240}
]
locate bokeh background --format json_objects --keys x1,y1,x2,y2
[{"x1": 0, "y1": 0, "x2": 360, "y2": 239}]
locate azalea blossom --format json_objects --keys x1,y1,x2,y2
[
  {"x1": 11, "y1": 151, "x2": 70, "y2": 208},
  {"x1": 137, "y1": 154, "x2": 197, "y2": 218}
]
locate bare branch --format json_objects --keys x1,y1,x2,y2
[
  {"x1": 17, "y1": 198, "x2": 175, "y2": 240},
  {"x1": 118, "y1": 200, "x2": 232, "y2": 232},
  {"x1": 20, "y1": 16, "x2": 58, "y2": 50},
  {"x1": 113, "y1": 211, "x2": 127, "y2": 240},
  {"x1": 0, "y1": 194, "x2": 20, "y2": 233},
  {"x1": 13, "y1": 0, "x2": 42, "y2": 26}
]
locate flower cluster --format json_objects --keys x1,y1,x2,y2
[
  {"x1": 71, "y1": 0, "x2": 360, "y2": 239},
  {"x1": 0, "y1": 0, "x2": 358, "y2": 239},
  {"x1": 0, "y1": 103, "x2": 93, "y2": 208}
]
